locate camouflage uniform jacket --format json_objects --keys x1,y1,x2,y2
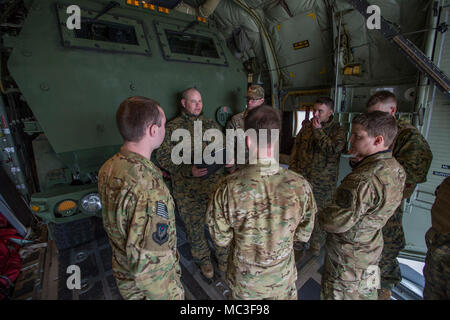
[
  {"x1": 156, "y1": 110, "x2": 225, "y2": 200},
  {"x1": 206, "y1": 159, "x2": 317, "y2": 298},
  {"x1": 392, "y1": 119, "x2": 433, "y2": 199},
  {"x1": 226, "y1": 109, "x2": 247, "y2": 130},
  {"x1": 319, "y1": 151, "x2": 406, "y2": 269},
  {"x1": 98, "y1": 147, "x2": 183, "y2": 299},
  {"x1": 226, "y1": 109, "x2": 248, "y2": 169},
  {"x1": 430, "y1": 177, "x2": 450, "y2": 235},
  {"x1": 289, "y1": 116, "x2": 346, "y2": 189}
]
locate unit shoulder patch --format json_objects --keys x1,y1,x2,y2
[{"x1": 152, "y1": 223, "x2": 169, "y2": 245}]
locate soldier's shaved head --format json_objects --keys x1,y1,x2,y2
[
  {"x1": 366, "y1": 91, "x2": 397, "y2": 115},
  {"x1": 181, "y1": 87, "x2": 200, "y2": 100},
  {"x1": 181, "y1": 87, "x2": 203, "y2": 116}
]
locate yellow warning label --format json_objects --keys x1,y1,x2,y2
[{"x1": 293, "y1": 40, "x2": 310, "y2": 50}]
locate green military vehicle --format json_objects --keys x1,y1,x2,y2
[{"x1": 1, "y1": 0, "x2": 248, "y2": 249}]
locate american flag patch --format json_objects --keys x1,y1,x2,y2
[{"x1": 156, "y1": 201, "x2": 169, "y2": 219}]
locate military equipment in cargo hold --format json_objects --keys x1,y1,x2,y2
[{"x1": 2, "y1": 0, "x2": 246, "y2": 247}]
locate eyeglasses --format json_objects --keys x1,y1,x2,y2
[{"x1": 246, "y1": 97, "x2": 262, "y2": 102}]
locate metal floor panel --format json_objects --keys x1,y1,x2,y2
[{"x1": 52, "y1": 215, "x2": 327, "y2": 300}]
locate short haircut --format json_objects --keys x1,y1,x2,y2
[
  {"x1": 315, "y1": 97, "x2": 334, "y2": 110},
  {"x1": 352, "y1": 111, "x2": 398, "y2": 147},
  {"x1": 244, "y1": 105, "x2": 281, "y2": 145},
  {"x1": 366, "y1": 90, "x2": 397, "y2": 109},
  {"x1": 181, "y1": 87, "x2": 199, "y2": 100},
  {"x1": 116, "y1": 96, "x2": 162, "y2": 142}
]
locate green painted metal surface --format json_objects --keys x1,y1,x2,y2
[
  {"x1": 29, "y1": 184, "x2": 99, "y2": 224},
  {"x1": 6, "y1": 0, "x2": 247, "y2": 170},
  {"x1": 5, "y1": 0, "x2": 247, "y2": 223}
]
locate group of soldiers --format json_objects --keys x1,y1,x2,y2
[{"x1": 97, "y1": 85, "x2": 448, "y2": 300}]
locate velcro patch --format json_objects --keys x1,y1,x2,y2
[
  {"x1": 152, "y1": 223, "x2": 169, "y2": 246},
  {"x1": 156, "y1": 201, "x2": 169, "y2": 219}
]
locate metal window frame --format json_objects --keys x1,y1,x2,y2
[
  {"x1": 55, "y1": 3, "x2": 151, "y2": 56},
  {"x1": 154, "y1": 20, "x2": 228, "y2": 66}
]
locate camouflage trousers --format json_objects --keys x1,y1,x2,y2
[
  {"x1": 230, "y1": 282, "x2": 297, "y2": 300},
  {"x1": 310, "y1": 215, "x2": 326, "y2": 251},
  {"x1": 320, "y1": 254, "x2": 380, "y2": 300},
  {"x1": 114, "y1": 271, "x2": 185, "y2": 300},
  {"x1": 423, "y1": 227, "x2": 450, "y2": 300},
  {"x1": 379, "y1": 205, "x2": 405, "y2": 289},
  {"x1": 227, "y1": 252, "x2": 298, "y2": 300},
  {"x1": 176, "y1": 192, "x2": 229, "y2": 267},
  {"x1": 309, "y1": 186, "x2": 334, "y2": 250}
]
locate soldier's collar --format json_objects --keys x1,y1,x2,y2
[
  {"x1": 246, "y1": 158, "x2": 281, "y2": 175},
  {"x1": 321, "y1": 115, "x2": 335, "y2": 128},
  {"x1": 352, "y1": 149, "x2": 392, "y2": 169},
  {"x1": 119, "y1": 146, "x2": 160, "y2": 175},
  {"x1": 181, "y1": 109, "x2": 203, "y2": 121}
]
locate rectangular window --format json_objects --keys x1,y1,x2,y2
[
  {"x1": 56, "y1": 5, "x2": 150, "y2": 56},
  {"x1": 165, "y1": 30, "x2": 220, "y2": 59},
  {"x1": 74, "y1": 19, "x2": 139, "y2": 45},
  {"x1": 293, "y1": 111, "x2": 308, "y2": 137}
]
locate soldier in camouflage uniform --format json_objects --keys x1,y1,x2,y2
[
  {"x1": 289, "y1": 97, "x2": 346, "y2": 255},
  {"x1": 226, "y1": 84, "x2": 265, "y2": 131},
  {"x1": 423, "y1": 177, "x2": 450, "y2": 300},
  {"x1": 320, "y1": 112, "x2": 406, "y2": 300},
  {"x1": 98, "y1": 96, "x2": 184, "y2": 300},
  {"x1": 226, "y1": 85, "x2": 265, "y2": 169},
  {"x1": 366, "y1": 91, "x2": 433, "y2": 299},
  {"x1": 207, "y1": 105, "x2": 317, "y2": 300},
  {"x1": 156, "y1": 88, "x2": 231, "y2": 279}
]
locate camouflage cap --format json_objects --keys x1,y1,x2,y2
[{"x1": 247, "y1": 85, "x2": 264, "y2": 100}]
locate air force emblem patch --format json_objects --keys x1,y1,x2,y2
[{"x1": 152, "y1": 223, "x2": 169, "y2": 245}]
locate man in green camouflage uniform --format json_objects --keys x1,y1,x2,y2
[
  {"x1": 156, "y1": 88, "x2": 230, "y2": 279},
  {"x1": 226, "y1": 84, "x2": 265, "y2": 131},
  {"x1": 320, "y1": 112, "x2": 406, "y2": 300},
  {"x1": 366, "y1": 91, "x2": 433, "y2": 299},
  {"x1": 98, "y1": 96, "x2": 184, "y2": 300},
  {"x1": 423, "y1": 177, "x2": 450, "y2": 300},
  {"x1": 289, "y1": 97, "x2": 346, "y2": 255},
  {"x1": 207, "y1": 105, "x2": 317, "y2": 300},
  {"x1": 226, "y1": 85, "x2": 265, "y2": 170}
]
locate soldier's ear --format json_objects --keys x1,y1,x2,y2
[
  {"x1": 390, "y1": 105, "x2": 397, "y2": 115},
  {"x1": 181, "y1": 99, "x2": 187, "y2": 109},
  {"x1": 374, "y1": 135, "x2": 384, "y2": 147},
  {"x1": 149, "y1": 124, "x2": 158, "y2": 137}
]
